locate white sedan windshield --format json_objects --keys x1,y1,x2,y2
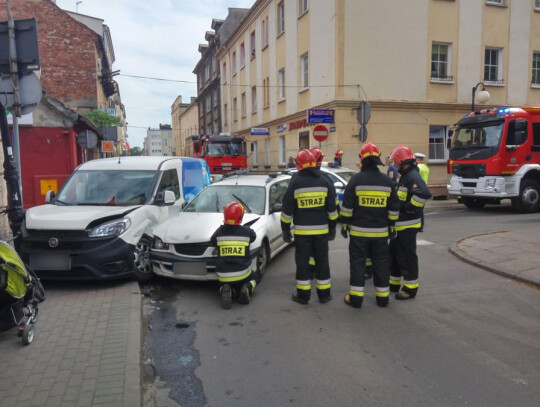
[{"x1": 184, "y1": 185, "x2": 265, "y2": 214}]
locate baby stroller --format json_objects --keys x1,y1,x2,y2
[{"x1": 0, "y1": 240, "x2": 45, "y2": 345}]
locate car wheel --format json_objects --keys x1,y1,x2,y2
[
  {"x1": 256, "y1": 240, "x2": 269, "y2": 278},
  {"x1": 131, "y1": 237, "x2": 153, "y2": 281}
]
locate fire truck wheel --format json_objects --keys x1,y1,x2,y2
[
  {"x1": 461, "y1": 197, "x2": 486, "y2": 209},
  {"x1": 511, "y1": 179, "x2": 540, "y2": 213}
]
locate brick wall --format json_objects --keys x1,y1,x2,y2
[{"x1": 0, "y1": 0, "x2": 99, "y2": 111}]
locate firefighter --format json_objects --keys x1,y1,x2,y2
[
  {"x1": 333, "y1": 149, "x2": 344, "y2": 167},
  {"x1": 281, "y1": 149, "x2": 338, "y2": 304},
  {"x1": 389, "y1": 146, "x2": 432, "y2": 300},
  {"x1": 210, "y1": 202, "x2": 258, "y2": 309},
  {"x1": 340, "y1": 142, "x2": 400, "y2": 308}
]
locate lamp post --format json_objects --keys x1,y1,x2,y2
[{"x1": 471, "y1": 82, "x2": 490, "y2": 112}]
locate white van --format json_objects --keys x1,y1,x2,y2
[{"x1": 19, "y1": 156, "x2": 211, "y2": 281}]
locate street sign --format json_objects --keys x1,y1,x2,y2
[
  {"x1": 359, "y1": 124, "x2": 368, "y2": 142},
  {"x1": 0, "y1": 18, "x2": 41, "y2": 75},
  {"x1": 357, "y1": 101, "x2": 371, "y2": 125},
  {"x1": 1, "y1": 72, "x2": 42, "y2": 115},
  {"x1": 313, "y1": 124, "x2": 329, "y2": 142},
  {"x1": 76, "y1": 130, "x2": 98, "y2": 149},
  {"x1": 101, "y1": 140, "x2": 115, "y2": 153}
]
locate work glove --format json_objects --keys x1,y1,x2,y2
[
  {"x1": 282, "y1": 229, "x2": 293, "y2": 243},
  {"x1": 388, "y1": 225, "x2": 397, "y2": 240},
  {"x1": 328, "y1": 227, "x2": 336, "y2": 241},
  {"x1": 341, "y1": 223, "x2": 349, "y2": 239}
]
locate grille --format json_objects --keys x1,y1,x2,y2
[
  {"x1": 174, "y1": 242, "x2": 211, "y2": 256},
  {"x1": 452, "y1": 164, "x2": 486, "y2": 179}
]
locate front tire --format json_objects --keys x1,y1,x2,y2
[
  {"x1": 22, "y1": 324, "x2": 34, "y2": 345},
  {"x1": 256, "y1": 241, "x2": 269, "y2": 278},
  {"x1": 132, "y1": 237, "x2": 153, "y2": 281},
  {"x1": 511, "y1": 179, "x2": 540, "y2": 213}
]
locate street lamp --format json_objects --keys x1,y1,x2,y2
[{"x1": 472, "y1": 82, "x2": 490, "y2": 112}]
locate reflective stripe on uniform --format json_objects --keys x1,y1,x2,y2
[
  {"x1": 340, "y1": 206, "x2": 353, "y2": 218},
  {"x1": 294, "y1": 224, "x2": 329, "y2": 235},
  {"x1": 397, "y1": 187, "x2": 408, "y2": 201},
  {"x1": 297, "y1": 279, "x2": 311, "y2": 290},
  {"x1": 316, "y1": 278, "x2": 331, "y2": 290},
  {"x1": 349, "y1": 225, "x2": 388, "y2": 238},
  {"x1": 355, "y1": 185, "x2": 392, "y2": 193},
  {"x1": 395, "y1": 219, "x2": 421, "y2": 231},
  {"x1": 217, "y1": 267, "x2": 252, "y2": 282},
  {"x1": 389, "y1": 276, "x2": 402, "y2": 286},
  {"x1": 350, "y1": 285, "x2": 365, "y2": 297},
  {"x1": 388, "y1": 210, "x2": 399, "y2": 221},
  {"x1": 309, "y1": 257, "x2": 315, "y2": 266},
  {"x1": 403, "y1": 279, "x2": 419, "y2": 289},
  {"x1": 375, "y1": 286, "x2": 390, "y2": 297},
  {"x1": 411, "y1": 194, "x2": 427, "y2": 207},
  {"x1": 280, "y1": 213, "x2": 293, "y2": 223},
  {"x1": 294, "y1": 187, "x2": 328, "y2": 196},
  {"x1": 328, "y1": 210, "x2": 339, "y2": 220}
]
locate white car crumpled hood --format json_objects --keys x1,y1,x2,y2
[
  {"x1": 153, "y1": 212, "x2": 261, "y2": 244},
  {"x1": 25, "y1": 204, "x2": 139, "y2": 230}
]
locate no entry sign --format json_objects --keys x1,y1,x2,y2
[{"x1": 313, "y1": 124, "x2": 328, "y2": 142}]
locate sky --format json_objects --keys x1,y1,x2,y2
[{"x1": 55, "y1": 0, "x2": 256, "y2": 149}]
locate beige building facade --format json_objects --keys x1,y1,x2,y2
[
  {"x1": 217, "y1": 0, "x2": 540, "y2": 193},
  {"x1": 171, "y1": 96, "x2": 199, "y2": 156}
]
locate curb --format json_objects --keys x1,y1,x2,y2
[{"x1": 125, "y1": 281, "x2": 142, "y2": 407}]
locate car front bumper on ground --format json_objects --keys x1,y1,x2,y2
[{"x1": 150, "y1": 250, "x2": 218, "y2": 281}]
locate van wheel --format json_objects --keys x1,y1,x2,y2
[
  {"x1": 511, "y1": 179, "x2": 540, "y2": 213},
  {"x1": 256, "y1": 241, "x2": 269, "y2": 279},
  {"x1": 132, "y1": 237, "x2": 153, "y2": 281}
]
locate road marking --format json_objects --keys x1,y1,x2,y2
[{"x1": 417, "y1": 239, "x2": 433, "y2": 246}]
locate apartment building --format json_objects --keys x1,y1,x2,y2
[
  {"x1": 171, "y1": 96, "x2": 198, "y2": 156},
  {"x1": 144, "y1": 128, "x2": 163, "y2": 156},
  {"x1": 217, "y1": 0, "x2": 540, "y2": 191}
]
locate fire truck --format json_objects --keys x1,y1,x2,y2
[
  {"x1": 447, "y1": 106, "x2": 540, "y2": 212},
  {"x1": 190, "y1": 133, "x2": 247, "y2": 174}
]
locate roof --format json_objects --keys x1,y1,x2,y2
[{"x1": 77, "y1": 156, "x2": 189, "y2": 171}]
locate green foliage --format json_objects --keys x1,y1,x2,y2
[
  {"x1": 129, "y1": 146, "x2": 142, "y2": 156},
  {"x1": 85, "y1": 109, "x2": 121, "y2": 132}
]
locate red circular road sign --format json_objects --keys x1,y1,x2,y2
[{"x1": 313, "y1": 124, "x2": 329, "y2": 142}]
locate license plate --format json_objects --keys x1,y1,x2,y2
[
  {"x1": 460, "y1": 188, "x2": 474, "y2": 194},
  {"x1": 30, "y1": 254, "x2": 71, "y2": 271}
]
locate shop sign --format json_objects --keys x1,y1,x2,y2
[
  {"x1": 276, "y1": 124, "x2": 288, "y2": 133},
  {"x1": 289, "y1": 118, "x2": 308, "y2": 130},
  {"x1": 251, "y1": 127, "x2": 269, "y2": 135},
  {"x1": 307, "y1": 109, "x2": 335, "y2": 124},
  {"x1": 330, "y1": 126, "x2": 336, "y2": 132}
]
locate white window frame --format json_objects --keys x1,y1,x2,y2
[
  {"x1": 233, "y1": 97, "x2": 238, "y2": 122},
  {"x1": 250, "y1": 31, "x2": 256, "y2": 59},
  {"x1": 223, "y1": 103, "x2": 228, "y2": 125},
  {"x1": 278, "y1": 68, "x2": 286, "y2": 100},
  {"x1": 240, "y1": 43, "x2": 245, "y2": 68},
  {"x1": 431, "y1": 43, "x2": 453, "y2": 82},
  {"x1": 278, "y1": 136, "x2": 286, "y2": 165},
  {"x1": 536, "y1": 0, "x2": 540, "y2": 10},
  {"x1": 299, "y1": 0, "x2": 308, "y2": 16},
  {"x1": 251, "y1": 86, "x2": 257, "y2": 113},
  {"x1": 277, "y1": 1, "x2": 285, "y2": 35},
  {"x1": 300, "y1": 53, "x2": 309, "y2": 90},
  {"x1": 264, "y1": 138, "x2": 271, "y2": 166},
  {"x1": 252, "y1": 141, "x2": 259, "y2": 166},
  {"x1": 486, "y1": 0, "x2": 504, "y2": 5},
  {"x1": 222, "y1": 62, "x2": 227, "y2": 84},
  {"x1": 262, "y1": 16, "x2": 269, "y2": 49},
  {"x1": 241, "y1": 93, "x2": 246, "y2": 118},
  {"x1": 232, "y1": 51, "x2": 237, "y2": 76},
  {"x1": 484, "y1": 47, "x2": 503, "y2": 84},
  {"x1": 533, "y1": 52, "x2": 540, "y2": 87},
  {"x1": 429, "y1": 125, "x2": 448, "y2": 163}
]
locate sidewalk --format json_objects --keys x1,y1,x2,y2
[
  {"x1": 0, "y1": 281, "x2": 141, "y2": 407},
  {"x1": 449, "y1": 227, "x2": 540, "y2": 288}
]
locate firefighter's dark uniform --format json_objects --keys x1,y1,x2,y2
[
  {"x1": 389, "y1": 164, "x2": 431, "y2": 298},
  {"x1": 210, "y1": 224, "x2": 259, "y2": 295},
  {"x1": 281, "y1": 168, "x2": 338, "y2": 302},
  {"x1": 340, "y1": 163, "x2": 400, "y2": 307}
]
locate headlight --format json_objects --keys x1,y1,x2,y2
[
  {"x1": 485, "y1": 179, "x2": 496, "y2": 190},
  {"x1": 153, "y1": 237, "x2": 169, "y2": 250},
  {"x1": 89, "y1": 218, "x2": 131, "y2": 237}
]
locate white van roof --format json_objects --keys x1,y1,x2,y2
[{"x1": 77, "y1": 156, "x2": 182, "y2": 171}]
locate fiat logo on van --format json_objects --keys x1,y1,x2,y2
[{"x1": 48, "y1": 238, "x2": 59, "y2": 248}]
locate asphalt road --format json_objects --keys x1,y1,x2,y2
[{"x1": 142, "y1": 200, "x2": 540, "y2": 407}]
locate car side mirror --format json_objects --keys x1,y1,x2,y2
[
  {"x1": 45, "y1": 190, "x2": 55, "y2": 203},
  {"x1": 270, "y1": 203, "x2": 282, "y2": 213},
  {"x1": 155, "y1": 190, "x2": 176, "y2": 206}
]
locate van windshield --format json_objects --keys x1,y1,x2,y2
[{"x1": 55, "y1": 170, "x2": 156, "y2": 206}]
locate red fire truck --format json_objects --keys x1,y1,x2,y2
[
  {"x1": 190, "y1": 133, "x2": 248, "y2": 174},
  {"x1": 447, "y1": 106, "x2": 540, "y2": 212}
]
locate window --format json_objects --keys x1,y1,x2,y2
[
  {"x1": 262, "y1": 16, "x2": 269, "y2": 48},
  {"x1": 240, "y1": 43, "x2": 245, "y2": 67},
  {"x1": 299, "y1": 0, "x2": 308, "y2": 16},
  {"x1": 264, "y1": 138, "x2": 271, "y2": 166},
  {"x1": 484, "y1": 48, "x2": 503, "y2": 83},
  {"x1": 300, "y1": 53, "x2": 309, "y2": 89},
  {"x1": 486, "y1": 0, "x2": 503, "y2": 4},
  {"x1": 536, "y1": 0, "x2": 540, "y2": 9},
  {"x1": 250, "y1": 31, "x2": 256, "y2": 59},
  {"x1": 278, "y1": 136, "x2": 286, "y2": 165},
  {"x1": 533, "y1": 123, "x2": 540, "y2": 149},
  {"x1": 205, "y1": 94, "x2": 211, "y2": 113},
  {"x1": 277, "y1": 2, "x2": 285, "y2": 35},
  {"x1": 241, "y1": 93, "x2": 246, "y2": 117},
  {"x1": 157, "y1": 169, "x2": 180, "y2": 200},
  {"x1": 252, "y1": 141, "x2": 259, "y2": 166},
  {"x1": 533, "y1": 52, "x2": 540, "y2": 86},
  {"x1": 222, "y1": 62, "x2": 227, "y2": 83},
  {"x1": 233, "y1": 97, "x2": 238, "y2": 121},
  {"x1": 252, "y1": 86, "x2": 257, "y2": 113},
  {"x1": 232, "y1": 51, "x2": 237, "y2": 75},
  {"x1": 263, "y1": 78, "x2": 270, "y2": 108},
  {"x1": 212, "y1": 56, "x2": 217, "y2": 74},
  {"x1": 431, "y1": 43, "x2": 452, "y2": 81},
  {"x1": 429, "y1": 125, "x2": 447, "y2": 161},
  {"x1": 223, "y1": 103, "x2": 228, "y2": 125},
  {"x1": 278, "y1": 68, "x2": 286, "y2": 99},
  {"x1": 213, "y1": 88, "x2": 218, "y2": 108},
  {"x1": 204, "y1": 64, "x2": 210, "y2": 82}
]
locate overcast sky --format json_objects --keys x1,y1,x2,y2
[{"x1": 55, "y1": 0, "x2": 255, "y2": 149}]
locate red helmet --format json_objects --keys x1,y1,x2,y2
[
  {"x1": 359, "y1": 142, "x2": 383, "y2": 165},
  {"x1": 390, "y1": 146, "x2": 416, "y2": 165},
  {"x1": 296, "y1": 149, "x2": 316, "y2": 171},
  {"x1": 224, "y1": 201, "x2": 245, "y2": 225},
  {"x1": 335, "y1": 149, "x2": 344, "y2": 158},
  {"x1": 309, "y1": 147, "x2": 325, "y2": 167}
]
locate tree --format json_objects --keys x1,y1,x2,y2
[
  {"x1": 84, "y1": 109, "x2": 121, "y2": 132},
  {"x1": 129, "y1": 146, "x2": 142, "y2": 156}
]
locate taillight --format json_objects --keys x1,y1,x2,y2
[{"x1": 447, "y1": 159, "x2": 453, "y2": 174}]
